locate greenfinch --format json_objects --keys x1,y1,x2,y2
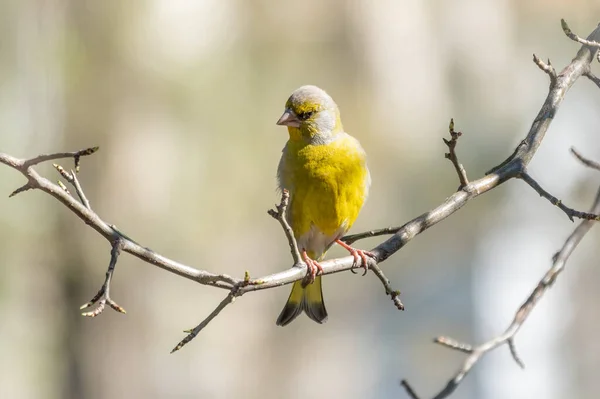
[{"x1": 275, "y1": 85, "x2": 372, "y2": 326}]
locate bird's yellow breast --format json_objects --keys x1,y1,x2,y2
[{"x1": 279, "y1": 133, "x2": 369, "y2": 241}]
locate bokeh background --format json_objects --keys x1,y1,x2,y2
[{"x1": 1, "y1": 1, "x2": 600, "y2": 398}]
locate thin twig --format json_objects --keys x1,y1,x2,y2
[
  {"x1": 443, "y1": 119, "x2": 469, "y2": 189},
  {"x1": 584, "y1": 71, "x2": 600, "y2": 89},
  {"x1": 70, "y1": 170, "x2": 91, "y2": 209},
  {"x1": 519, "y1": 172, "x2": 600, "y2": 221},
  {"x1": 9, "y1": 183, "x2": 33, "y2": 198},
  {"x1": 24, "y1": 147, "x2": 99, "y2": 168},
  {"x1": 508, "y1": 338, "x2": 525, "y2": 369},
  {"x1": 370, "y1": 263, "x2": 404, "y2": 310},
  {"x1": 533, "y1": 54, "x2": 558, "y2": 85},
  {"x1": 0, "y1": 150, "x2": 242, "y2": 291},
  {"x1": 401, "y1": 380, "x2": 421, "y2": 399},
  {"x1": 562, "y1": 19, "x2": 600, "y2": 49},
  {"x1": 172, "y1": 189, "x2": 313, "y2": 351},
  {"x1": 341, "y1": 226, "x2": 400, "y2": 245},
  {"x1": 434, "y1": 337, "x2": 473, "y2": 354},
  {"x1": 571, "y1": 147, "x2": 600, "y2": 171},
  {"x1": 401, "y1": 184, "x2": 600, "y2": 399},
  {"x1": 52, "y1": 163, "x2": 91, "y2": 209},
  {"x1": 81, "y1": 239, "x2": 127, "y2": 317},
  {"x1": 171, "y1": 292, "x2": 237, "y2": 353},
  {"x1": 267, "y1": 189, "x2": 303, "y2": 267}
]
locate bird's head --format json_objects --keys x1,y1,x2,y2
[{"x1": 276, "y1": 85, "x2": 343, "y2": 144}]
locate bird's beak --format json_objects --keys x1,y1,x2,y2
[{"x1": 276, "y1": 109, "x2": 301, "y2": 128}]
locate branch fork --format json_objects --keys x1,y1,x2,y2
[{"x1": 80, "y1": 239, "x2": 127, "y2": 317}]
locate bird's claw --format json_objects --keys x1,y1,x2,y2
[
  {"x1": 335, "y1": 239, "x2": 375, "y2": 276},
  {"x1": 301, "y1": 250, "x2": 323, "y2": 285},
  {"x1": 349, "y1": 248, "x2": 375, "y2": 276}
]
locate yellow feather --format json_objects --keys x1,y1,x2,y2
[
  {"x1": 282, "y1": 135, "x2": 369, "y2": 238},
  {"x1": 275, "y1": 85, "x2": 369, "y2": 326}
]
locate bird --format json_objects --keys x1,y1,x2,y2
[{"x1": 275, "y1": 85, "x2": 373, "y2": 326}]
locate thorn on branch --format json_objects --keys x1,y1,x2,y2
[
  {"x1": 561, "y1": 19, "x2": 600, "y2": 49},
  {"x1": 520, "y1": 171, "x2": 600, "y2": 222},
  {"x1": 81, "y1": 239, "x2": 126, "y2": 317},
  {"x1": 444, "y1": 118, "x2": 469, "y2": 189},
  {"x1": 533, "y1": 54, "x2": 558, "y2": 85},
  {"x1": 571, "y1": 147, "x2": 600, "y2": 171},
  {"x1": 9, "y1": 183, "x2": 33, "y2": 198}
]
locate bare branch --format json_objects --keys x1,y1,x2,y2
[
  {"x1": 0, "y1": 20, "x2": 599, "y2": 356},
  {"x1": 172, "y1": 189, "x2": 315, "y2": 350},
  {"x1": 370, "y1": 263, "x2": 404, "y2": 310},
  {"x1": 562, "y1": 19, "x2": 600, "y2": 49},
  {"x1": 519, "y1": 172, "x2": 599, "y2": 221},
  {"x1": 0, "y1": 150, "x2": 242, "y2": 291},
  {"x1": 443, "y1": 119, "x2": 469, "y2": 189},
  {"x1": 71, "y1": 171, "x2": 91, "y2": 209},
  {"x1": 81, "y1": 239, "x2": 127, "y2": 317},
  {"x1": 171, "y1": 292, "x2": 237, "y2": 353},
  {"x1": 401, "y1": 183, "x2": 600, "y2": 399},
  {"x1": 571, "y1": 147, "x2": 600, "y2": 171},
  {"x1": 487, "y1": 22, "x2": 600, "y2": 175},
  {"x1": 23, "y1": 146, "x2": 99, "y2": 168},
  {"x1": 0, "y1": 21, "x2": 596, "y2": 296},
  {"x1": 267, "y1": 189, "x2": 303, "y2": 267}
]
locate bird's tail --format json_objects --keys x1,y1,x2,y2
[{"x1": 275, "y1": 275, "x2": 328, "y2": 326}]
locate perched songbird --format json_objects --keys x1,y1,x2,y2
[{"x1": 275, "y1": 85, "x2": 373, "y2": 326}]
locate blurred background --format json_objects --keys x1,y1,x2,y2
[{"x1": 1, "y1": 1, "x2": 599, "y2": 398}]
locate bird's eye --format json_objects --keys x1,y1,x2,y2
[{"x1": 298, "y1": 111, "x2": 314, "y2": 120}]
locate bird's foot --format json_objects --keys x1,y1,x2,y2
[
  {"x1": 301, "y1": 250, "x2": 323, "y2": 285},
  {"x1": 335, "y1": 239, "x2": 375, "y2": 276}
]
